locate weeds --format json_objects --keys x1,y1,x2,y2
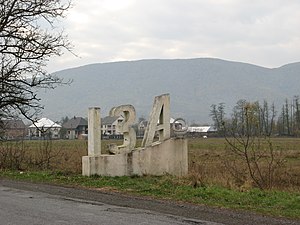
[
  {"x1": 0, "y1": 140, "x2": 26, "y2": 170},
  {"x1": 0, "y1": 138, "x2": 299, "y2": 191},
  {"x1": 188, "y1": 138, "x2": 300, "y2": 191}
]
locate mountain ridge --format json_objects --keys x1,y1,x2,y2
[
  {"x1": 39, "y1": 58, "x2": 300, "y2": 123},
  {"x1": 56, "y1": 57, "x2": 293, "y2": 72}
]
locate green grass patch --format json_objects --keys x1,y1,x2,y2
[{"x1": 1, "y1": 170, "x2": 299, "y2": 220}]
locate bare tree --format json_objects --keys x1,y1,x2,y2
[
  {"x1": 216, "y1": 100, "x2": 284, "y2": 190},
  {"x1": 284, "y1": 99, "x2": 291, "y2": 135},
  {"x1": 210, "y1": 103, "x2": 225, "y2": 136},
  {"x1": 294, "y1": 96, "x2": 300, "y2": 136},
  {"x1": 0, "y1": 0, "x2": 72, "y2": 122}
]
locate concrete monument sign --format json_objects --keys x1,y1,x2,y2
[
  {"x1": 87, "y1": 107, "x2": 101, "y2": 156},
  {"x1": 108, "y1": 105, "x2": 136, "y2": 154},
  {"x1": 142, "y1": 94, "x2": 170, "y2": 147},
  {"x1": 82, "y1": 94, "x2": 188, "y2": 177}
]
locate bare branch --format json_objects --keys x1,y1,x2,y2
[{"x1": 0, "y1": 0, "x2": 72, "y2": 122}]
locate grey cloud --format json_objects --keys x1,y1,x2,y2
[{"x1": 47, "y1": 0, "x2": 300, "y2": 72}]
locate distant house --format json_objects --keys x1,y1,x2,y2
[
  {"x1": 137, "y1": 120, "x2": 148, "y2": 137},
  {"x1": 187, "y1": 126, "x2": 217, "y2": 137},
  {"x1": 137, "y1": 118, "x2": 182, "y2": 138},
  {"x1": 101, "y1": 115, "x2": 124, "y2": 136},
  {"x1": 28, "y1": 118, "x2": 61, "y2": 139},
  {"x1": 62, "y1": 117, "x2": 88, "y2": 139},
  {"x1": 0, "y1": 119, "x2": 26, "y2": 140}
]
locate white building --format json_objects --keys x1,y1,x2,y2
[
  {"x1": 187, "y1": 126, "x2": 217, "y2": 137},
  {"x1": 101, "y1": 115, "x2": 124, "y2": 135},
  {"x1": 29, "y1": 118, "x2": 61, "y2": 139}
]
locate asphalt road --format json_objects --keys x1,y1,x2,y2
[
  {"x1": 0, "y1": 179, "x2": 299, "y2": 225},
  {"x1": 0, "y1": 183, "x2": 220, "y2": 225}
]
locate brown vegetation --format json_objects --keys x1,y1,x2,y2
[
  {"x1": 189, "y1": 138, "x2": 300, "y2": 191},
  {"x1": 0, "y1": 138, "x2": 299, "y2": 191}
]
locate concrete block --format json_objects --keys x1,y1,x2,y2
[{"x1": 82, "y1": 138, "x2": 188, "y2": 177}]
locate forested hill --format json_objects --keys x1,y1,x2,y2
[{"x1": 39, "y1": 58, "x2": 300, "y2": 123}]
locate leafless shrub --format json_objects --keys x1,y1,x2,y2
[
  {"x1": 27, "y1": 139, "x2": 61, "y2": 170},
  {"x1": 0, "y1": 140, "x2": 26, "y2": 170},
  {"x1": 188, "y1": 161, "x2": 208, "y2": 188}
]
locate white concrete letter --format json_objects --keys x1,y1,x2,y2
[
  {"x1": 88, "y1": 107, "x2": 101, "y2": 156},
  {"x1": 142, "y1": 94, "x2": 170, "y2": 147},
  {"x1": 109, "y1": 105, "x2": 136, "y2": 154}
]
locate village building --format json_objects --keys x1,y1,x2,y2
[
  {"x1": 101, "y1": 115, "x2": 124, "y2": 136},
  {"x1": 28, "y1": 118, "x2": 61, "y2": 139},
  {"x1": 0, "y1": 119, "x2": 26, "y2": 140},
  {"x1": 62, "y1": 117, "x2": 88, "y2": 139},
  {"x1": 187, "y1": 126, "x2": 217, "y2": 137},
  {"x1": 138, "y1": 118, "x2": 182, "y2": 138},
  {"x1": 137, "y1": 120, "x2": 148, "y2": 137}
]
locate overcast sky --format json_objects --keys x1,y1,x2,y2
[{"x1": 47, "y1": 0, "x2": 300, "y2": 72}]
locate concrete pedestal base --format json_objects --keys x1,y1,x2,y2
[{"x1": 82, "y1": 138, "x2": 188, "y2": 177}]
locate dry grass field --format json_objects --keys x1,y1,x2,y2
[
  {"x1": 1, "y1": 137, "x2": 299, "y2": 191},
  {"x1": 188, "y1": 138, "x2": 300, "y2": 191}
]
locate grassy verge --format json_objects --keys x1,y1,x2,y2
[{"x1": 1, "y1": 170, "x2": 299, "y2": 220}]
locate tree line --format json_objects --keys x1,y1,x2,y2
[
  {"x1": 210, "y1": 97, "x2": 300, "y2": 190},
  {"x1": 210, "y1": 95, "x2": 300, "y2": 137}
]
